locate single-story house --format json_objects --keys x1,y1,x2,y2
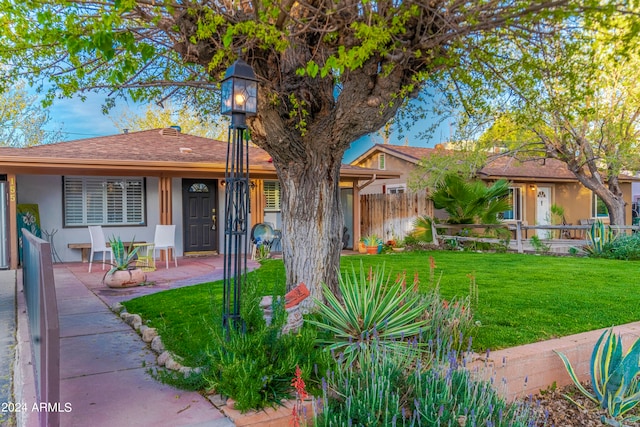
[
  {"x1": 351, "y1": 144, "x2": 637, "y2": 237},
  {"x1": 0, "y1": 128, "x2": 398, "y2": 269}
]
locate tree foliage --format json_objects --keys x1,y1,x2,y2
[
  {"x1": 0, "y1": 82, "x2": 61, "y2": 147},
  {"x1": 111, "y1": 102, "x2": 227, "y2": 140}
]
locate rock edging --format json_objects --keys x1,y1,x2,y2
[{"x1": 109, "y1": 302, "x2": 201, "y2": 378}]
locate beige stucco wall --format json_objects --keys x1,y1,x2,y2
[
  {"x1": 518, "y1": 181, "x2": 633, "y2": 231},
  {"x1": 354, "y1": 152, "x2": 416, "y2": 195}
]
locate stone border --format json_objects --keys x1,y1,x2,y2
[{"x1": 110, "y1": 302, "x2": 200, "y2": 377}]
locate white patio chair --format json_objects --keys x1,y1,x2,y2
[
  {"x1": 88, "y1": 225, "x2": 112, "y2": 273},
  {"x1": 153, "y1": 224, "x2": 177, "y2": 268}
]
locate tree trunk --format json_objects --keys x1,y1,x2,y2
[
  {"x1": 276, "y1": 153, "x2": 344, "y2": 313},
  {"x1": 571, "y1": 170, "x2": 626, "y2": 226}
]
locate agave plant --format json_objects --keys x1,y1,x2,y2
[
  {"x1": 584, "y1": 220, "x2": 617, "y2": 255},
  {"x1": 107, "y1": 236, "x2": 140, "y2": 275},
  {"x1": 308, "y1": 262, "x2": 429, "y2": 365},
  {"x1": 555, "y1": 328, "x2": 640, "y2": 424}
]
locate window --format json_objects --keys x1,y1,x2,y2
[
  {"x1": 264, "y1": 181, "x2": 281, "y2": 211},
  {"x1": 63, "y1": 177, "x2": 146, "y2": 226},
  {"x1": 378, "y1": 153, "x2": 386, "y2": 170},
  {"x1": 592, "y1": 193, "x2": 609, "y2": 218},
  {"x1": 385, "y1": 184, "x2": 406, "y2": 194},
  {"x1": 499, "y1": 187, "x2": 522, "y2": 221}
]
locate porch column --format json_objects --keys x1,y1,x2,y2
[
  {"x1": 158, "y1": 177, "x2": 173, "y2": 262},
  {"x1": 352, "y1": 180, "x2": 361, "y2": 246},
  {"x1": 8, "y1": 174, "x2": 17, "y2": 270},
  {"x1": 159, "y1": 177, "x2": 172, "y2": 225}
]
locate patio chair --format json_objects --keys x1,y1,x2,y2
[
  {"x1": 153, "y1": 224, "x2": 177, "y2": 269},
  {"x1": 88, "y1": 225, "x2": 113, "y2": 273}
]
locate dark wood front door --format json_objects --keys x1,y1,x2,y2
[{"x1": 182, "y1": 179, "x2": 219, "y2": 254}]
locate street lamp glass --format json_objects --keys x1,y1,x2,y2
[{"x1": 220, "y1": 58, "x2": 258, "y2": 116}]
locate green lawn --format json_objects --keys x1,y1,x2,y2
[{"x1": 122, "y1": 251, "x2": 640, "y2": 365}]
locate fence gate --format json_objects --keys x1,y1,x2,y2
[{"x1": 360, "y1": 190, "x2": 433, "y2": 240}]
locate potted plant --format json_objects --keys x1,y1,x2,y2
[
  {"x1": 103, "y1": 236, "x2": 146, "y2": 288},
  {"x1": 362, "y1": 234, "x2": 382, "y2": 254},
  {"x1": 390, "y1": 237, "x2": 406, "y2": 252}
]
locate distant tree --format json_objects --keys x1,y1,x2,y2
[
  {"x1": 408, "y1": 147, "x2": 487, "y2": 192},
  {"x1": 111, "y1": 102, "x2": 227, "y2": 140},
  {"x1": 0, "y1": 82, "x2": 61, "y2": 147},
  {"x1": 0, "y1": 0, "x2": 630, "y2": 308}
]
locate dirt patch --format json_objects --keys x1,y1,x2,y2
[{"x1": 533, "y1": 383, "x2": 640, "y2": 426}]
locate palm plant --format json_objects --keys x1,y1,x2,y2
[{"x1": 430, "y1": 173, "x2": 512, "y2": 224}]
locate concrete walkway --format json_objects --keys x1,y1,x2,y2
[
  {"x1": 0, "y1": 270, "x2": 16, "y2": 427},
  {"x1": 14, "y1": 255, "x2": 258, "y2": 427}
]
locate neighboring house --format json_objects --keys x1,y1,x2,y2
[
  {"x1": 351, "y1": 144, "x2": 636, "y2": 237},
  {"x1": 350, "y1": 144, "x2": 438, "y2": 195},
  {"x1": 0, "y1": 128, "x2": 397, "y2": 269}
]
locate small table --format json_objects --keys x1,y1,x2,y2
[{"x1": 134, "y1": 243, "x2": 156, "y2": 272}]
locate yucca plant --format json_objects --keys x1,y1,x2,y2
[
  {"x1": 308, "y1": 262, "x2": 429, "y2": 365},
  {"x1": 584, "y1": 220, "x2": 617, "y2": 255},
  {"x1": 555, "y1": 328, "x2": 640, "y2": 425}
]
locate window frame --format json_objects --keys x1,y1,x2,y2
[
  {"x1": 62, "y1": 176, "x2": 147, "y2": 227},
  {"x1": 263, "y1": 180, "x2": 281, "y2": 212},
  {"x1": 592, "y1": 192, "x2": 609, "y2": 219},
  {"x1": 499, "y1": 186, "x2": 523, "y2": 221},
  {"x1": 385, "y1": 184, "x2": 406, "y2": 194},
  {"x1": 378, "y1": 153, "x2": 386, "y2": 170}
]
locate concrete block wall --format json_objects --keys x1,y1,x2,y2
[{"x1": 467, "y1": 322, "x2": 640, "y2": 402}]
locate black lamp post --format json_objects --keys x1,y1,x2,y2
[{"x1": 221, "y1": 57, "x2": 258, "y2": 334}]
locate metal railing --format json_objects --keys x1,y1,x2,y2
[{"x1": 22, "y1": 229, "x2": 60, "y2": 427}]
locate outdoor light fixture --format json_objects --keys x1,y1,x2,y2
[
  {"x1": 220, "y1": 58, "x2": 258, "y2": 128},
  {"x1": 221, "y1": 55, "x2": 258, "y2": 335}
]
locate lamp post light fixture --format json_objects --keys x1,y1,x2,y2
[{"x1": 221, "y1": 57, "x2": 258, "y2": 335}]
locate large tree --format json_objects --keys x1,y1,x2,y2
[{"x1": 0, "y1": 1, "x2": 627, "y2": 307}]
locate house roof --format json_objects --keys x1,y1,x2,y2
[
  {"x1": 478, "y1": 156, "x2": 638, "y2": 182},
  {"x1": 0, "y1": 129, "x2": 398, "y2": 180},
  {"x1": 351, "y1": 143, "x2": 638, "y2": 183},
  {"x1": 350, "y1": 143, "x2": 439, "y2": 165}
]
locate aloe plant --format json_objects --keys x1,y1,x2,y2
[{"x1": 555, "y1": 328, "x2": 640, "y2": 424}]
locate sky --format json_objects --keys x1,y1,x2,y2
[{"x1": 44, "y1": 92, "x2": 452, "y2": 163}]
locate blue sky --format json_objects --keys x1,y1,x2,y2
[{"x1": 45, "y1": 92, "x2": 451, "y2": 162}]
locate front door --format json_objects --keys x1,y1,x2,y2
[
  {"x1": 182, "y1": 179, "x2": 219, "y2": 254},
  {"x1": 536, "y1": 186, "x2": 552, "y2": 239}
]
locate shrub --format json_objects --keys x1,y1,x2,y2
[
  {"x1": 599, "y1": 233, "x2": 640, "y2": 260},
  {"x1": 201, "y1": 280, "x2": 330, "y2": 411},
  {"x1": 555, "y1": 328, "x2": 640, "y2": 425},
  {"x1": 315, "y1": 340, "x2": 542, "y2": 426}
]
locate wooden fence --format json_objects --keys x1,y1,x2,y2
[{"x1": 360, "y1": 190, "x2": 433, "y2": 241}]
